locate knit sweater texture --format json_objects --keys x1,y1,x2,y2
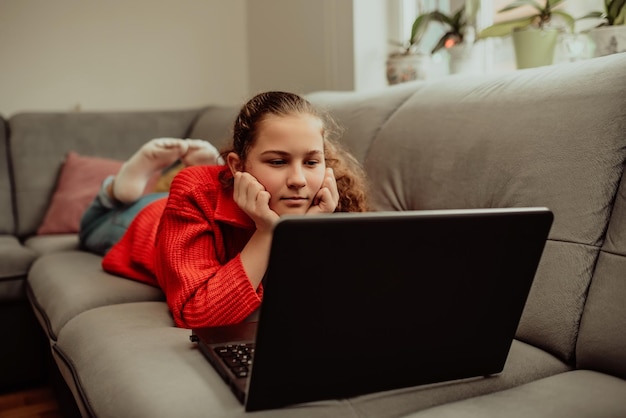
[{"x1": 102, "y1": 165, "x2": 262, "y2": 328}]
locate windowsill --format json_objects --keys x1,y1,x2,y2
[{"x1": 417, "y1": 34, "x2": 596, "y2": 80}]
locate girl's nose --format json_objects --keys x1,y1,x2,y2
[{"x1": 287, "y1": 165, "x2": 306, "y2": 188}]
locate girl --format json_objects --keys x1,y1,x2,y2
[{"x1": 80, "y1": 91, "x2": 369, "y2": 329}]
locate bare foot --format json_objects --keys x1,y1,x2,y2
[
  {"x1": 181, "y1": 139, "x2": 223, "y2": 166},
  {"x1": 113, "y1": 138, "x2": 188, "y2": 203}
]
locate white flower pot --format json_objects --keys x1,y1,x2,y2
[
  {"x1": 386, "y1": 53, "x2": 430, "y2": 85},
  {"x1": 588, "y1": 25, "x2": 626, "y2": 57},
  {"x1": 447, "y1": 44, "x2": 482, "y2": 75}
]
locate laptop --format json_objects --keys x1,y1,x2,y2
[{"x1": 191, "y1": 207, "x2": 553, "y2": 411}]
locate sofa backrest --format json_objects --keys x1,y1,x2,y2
[
  {"x1": 8, "y1": 108, "x2": 205, "y2": 238},
  {"x1": 0, "y1": 116, "x2": 14, "y2": 235},
  {"x1": 187, "y1": 105, "x2": 239, "y2": 153},
  {"x1": 310, "y1": 53, "x2": 626, "y2": 368},
  {"x1": 306, "y1": 83, "x2": 418, "y2": 164}
]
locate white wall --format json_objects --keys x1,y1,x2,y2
[
  {"x1": 0, "y1": 0, "x2": 248, "y2": 116},
  {"x1": 246, "y1": 0, "x2": 389, "y2": 95},
  {"x1": 246, "y1": 0, "x2": 355, "y2": 95},
  {"x1": 0, "y1": 0, "x2": 395, "y2": 117}
]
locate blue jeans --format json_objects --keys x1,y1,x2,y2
[{"x1": 79, "y1": 175, "x2": 168, "y2": 255}]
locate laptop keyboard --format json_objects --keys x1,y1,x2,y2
[{"x1": 214, "y1": 343, "x2": 255, "y2": 378}]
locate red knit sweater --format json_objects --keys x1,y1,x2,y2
[{"x1": 102, "y1": 165, "x2": 262, "y2": 328}]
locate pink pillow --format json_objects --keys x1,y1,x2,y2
[{"x1": 37, "y1": 152, "x2": 124, "y2": 235}]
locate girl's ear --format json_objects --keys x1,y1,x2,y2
[{"x1": 226, "y1": 152, "x2": 243, "y2": 175}]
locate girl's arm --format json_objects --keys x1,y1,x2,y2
[{"x1": 154, "y1": 167, "x2": 261, "y2": 329}]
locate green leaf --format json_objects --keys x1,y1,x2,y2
[
  {"x1": 499, "y1": 0, "x2": 543, "y2": 14},
  {"x1": 410, "y1": 14, "x2": 430, "y2": 45},
  {"x1": 478, "y1": 16, "x2": 534, "y2": 37},
  {"x1": 552, "y1": 10, "x2": 576, "y2": 31},
  {"x1": 452, "y1": 6, "x2": 465, "y2": 26},
  {"x1": 615, "y1": 2, "x2": 626, "y2": 24},
  {"x1": 429, "y1": 10, "x2": 454, "y2": 27},
  {"x1": 548, "y1": 0, "x2": 566, "y2": 9},
  {"x1": 608, "y1": 0, "x2": 626, "y2": 23},
  {"x1": 431, "y1": 35, "x2": 449, "y2": 54},
  {"x1": 577, "y1": 11, "x2": 605, "y2": 20}
]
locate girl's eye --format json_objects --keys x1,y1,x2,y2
[
  {"x1": 268, "y1": 159, "x2": 286, "y2": 166},
  {"x1": 305, "y1": 160, "x2": 320, "y2": 167}
]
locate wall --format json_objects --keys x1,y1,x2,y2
[
  {"x1": 246, "y1": 0, "x2": 354, "y2": 95},
  {"x1": 247, "y1": 0, "x2": 388, "y2": 95},
  {"x1": 0, "y1": 0, "x2": 392, "y2": 117},
  {"x1": 0, "y1": 0, "x2": 248, "y2": 116}
]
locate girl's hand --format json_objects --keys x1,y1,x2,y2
[
  {"x1": 233, "y1": 172, "x2": 280, "y2": 232},
  {"x1": 307, "y1": 168, "x2": 339, "y2": 215}
]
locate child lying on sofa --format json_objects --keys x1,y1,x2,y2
[{"x1": 79, "y1": 91, "x2": 370, "y2": 329}]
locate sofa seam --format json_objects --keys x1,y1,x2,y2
[
  {"x1": 183, "y1": 105, "x2": 211, "y2": 138},
  {"x1": 26, "y1": 280, "x2": 58, "y2": 341},
  {"x1": 571, "y1": 157, "x2": 626, "y2": 367},
  {"x1": 3, "y1": 118, "x2": 19, "y2": 237},
  {"x1": 53, "y1": 343, "x2": 98, "y2": 418}
]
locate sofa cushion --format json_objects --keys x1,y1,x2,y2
[
  {"x1": 405, "y1": 370, "x2": 626, "y2": 418},
  {"x1": 54, "y1": 302, "x2": 569, "y2": 418},
  {"x1": 37, "y1": 151, "x2": 123, "y2": 235},
  {"x1": 24, "y1": 234, "x2": 80, "y2": 255},
  {"x1": 8, "y1": 108, "x2": 205, "y2": 238},
  {"x1": 364, "y1": 53, "x2": 626, "y2": 363},
  {"x1": 27, "y1": 250, "x2": 164, "y2": 340},
  {"x1": 54, "y1": 301, "x2": 359, "y2": 418},
  {"x1": 187, "y1": 105, "x2": 239, "y2": 152},
  {"x1": 0, "y1": 235, "x2": 38, "y2": 301}
]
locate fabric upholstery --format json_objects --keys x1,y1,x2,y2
[
  {"x1": 27, "y1": 251, "x2": 164, "y2": 340},
  {"x1": 405, "y1": 370, "x2": 626, "y2": 418},
  {"x1": 8, "y1": 108, "x2": 205, "y2": 238},
  {"x1": 0, "y1": 235, "x2": 38, "y2": 280},
  {"x1": 363, "y1": 54, "x2": 626, "y2": 362},
  {"x1": 54, "y1": 302, "x2": 359, "y2": 418},
  {"x1": 306, "y1": 82, "x2": 417, "y2": 164},
  {"x1": 187, "y1": 105, "x2": 239, "y2": 152},
  {"x1": 577, "y1": 169, "x2": 626, "y2": 379},
  {"x1": 37, "y1": 151, "x2": 123, "y2": 235},
  {"x1": 24, "y1": 234, "x2": 80, "y2": 255},
  {"x1": 54, "y1": 302, "x2": 568, "y2": 418},
  {"x1": 0, "y1": 236, "x2": 37, "y2": 301}
]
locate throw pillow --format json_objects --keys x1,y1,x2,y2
[{"x1": 37, "y1": 152, "x2": 124, "y2": 235}]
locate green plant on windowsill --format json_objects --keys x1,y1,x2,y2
[
  {"x1": 410, "y1": 5, "x2": 474, "y2": 54},
  {"x1": 578, "y1": 0, "x2": 626, "y2": 27},
  {"x1": 386, "y1": 1, "x2": 479, "y2": 83},
  {"x1": 478, "y1": 0, "x2": 575, "y2": 69},
  {"x1": 478, "y1": 0, "x2": 575, "y2": 38},
  {"x1": 577, "y1": 0, "x2": 626, "y2": 57},
  {"x1": 389, "y1": 0, "x2": 479, "y2": 56}
]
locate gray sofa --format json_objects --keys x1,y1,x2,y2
[{"x1": 2, "y1": 52, "x2": 625, "y2": 417}]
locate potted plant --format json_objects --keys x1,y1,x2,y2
[
  {"x1": 386, "y1": 1, "x2": 480, "y2": 83},
  {"x1": 578, "y1": 0, "x2": 626, "y2": 56},
  {"x1": 479, "y1": 0, "x2": 575, "y2": 69},
  {"x1": 386, "y1": 42, "x2": 431, "y2": 85}
]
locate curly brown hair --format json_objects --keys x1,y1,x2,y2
[{"x1": 218, "y1": 91, "x2": 369, "y2": 212}]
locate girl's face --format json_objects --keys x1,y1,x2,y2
[{"x1": 242, "y1": 114, "x2": 327, "y2": 216}]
